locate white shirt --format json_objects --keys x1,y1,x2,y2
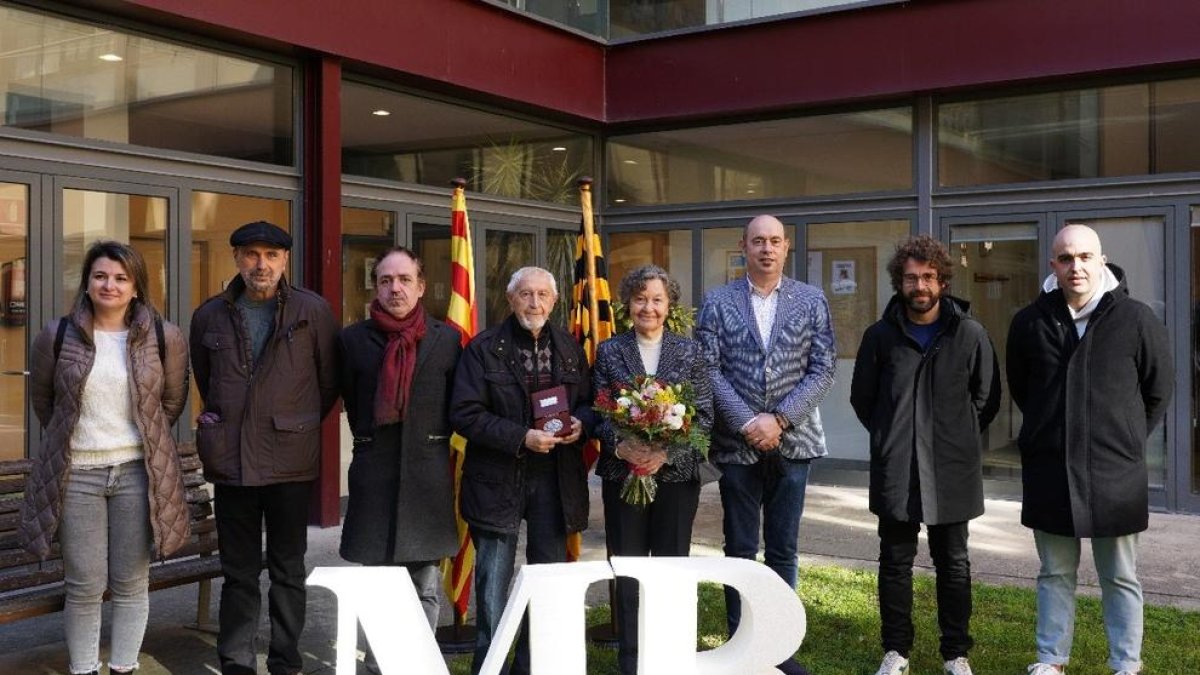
[
  {"x1": 636, "y1": 332, "x2": 663, "y2": 376},
  {"x1": 747, "y1": 276, "x2": 782, "y2": 349},
  {"x1": 70, "y1": 330, "x2": 144, "y2": 467}
]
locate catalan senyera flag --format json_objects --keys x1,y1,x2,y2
[
  {"x1": 442, "y1": 179, "x2": 478, "y2": 621},
  {"x1": 566, "y1": 178, "x2": 614, "y2": 562}
]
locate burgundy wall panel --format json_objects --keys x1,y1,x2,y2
[
  {"x1": 105, "y1": 0, "x2": 606, "y2": 121},
  {"x1": 605, "y1": 0, "x2": 1200, "y2": 123}
]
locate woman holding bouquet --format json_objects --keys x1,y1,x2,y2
[{"x1": 593, "y1": 264, "x2": 713, "y2": 675}]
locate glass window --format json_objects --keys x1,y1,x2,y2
[
  {"x1": 0, "y1": 182, "x2": 27, "y2": 461},
  {"x1": 62, "y1": 189, "x2": 168, "y2": 313},
  {"x1": 341, "y1": 81, "x2": 594, "y2": 206},
  {"x1": 546, "y1": 228, "x2": 576, "y2": 327},
  {"x1": 341, "y1": 207, "x2": 396, "y2": 326},
  {"x1": 413, "y1": 222, "x2": 452, "y2": 321},
  {"x1": 938, "y1": 77, "x2": 1200, "y2": 186},
  {"x1": 0, "y1": 4, "x2": 294, "y2": 165},
  {"x1": 1191, "y1": 208, "x2": 1200, "y2": 496},
  {"x1": 806, "y1": 219, "x2": 910, "y2": 462},
  {"x1": 608, "y1": 230, "x2": 695, "y2": 312},
  {"x1": 607, "y1": 108, "x2": 913, "y2": 207},
  {"x1": 950, "y1": 223, "x2": 1040, "y2": 479},
  {"x1": 484, "y1": 229, "x2": 535, "y2": 328},
  {"x1": 1068, "y1": 216, "x2": 1167, "y2": 487}
]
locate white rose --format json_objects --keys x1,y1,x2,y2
[
  {"x1": 671, "y1": 403, "x2": 687, "y2": 416},
  {"x1": 665, "y1": 415, "x2": 684, "y2": 430},
  {"x1": 617, "y1": 397, "x2": 633, "y2": 408}
]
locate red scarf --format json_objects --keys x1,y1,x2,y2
[{"x1": 371, "y1": 299, "x2": 427, "y2": 427}]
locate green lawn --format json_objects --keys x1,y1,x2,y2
[{"x1": 444, "y1": 564, "x2": 1200, "y2": 674}]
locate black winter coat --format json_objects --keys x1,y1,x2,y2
[
  {"x1": 449, "y1": 317, "x2": 593, "y2": 535},
  {"x1": 851, "y1": 295, "x2": 1001, "y2": 525},
  {"x1": 1007, "y1": 265, "x2": 1173, "y2": 538},
  {"x1": 336, "y1": 314, "x2": 461, "y2": 564}
]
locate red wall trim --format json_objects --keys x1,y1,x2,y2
[
  {"x1": 103, "y1": 0, "x2": 606, "y2": 121},
  {"x1": 605, "y1": 0, "x2": 1200, "y2": 123},
  {"x1": 304, "y1": 56, "x2": 343, "y2": 528}
]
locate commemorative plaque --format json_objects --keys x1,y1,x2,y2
[{"x1": 531, "y1": 385, "x2": 572, "y2": 437}]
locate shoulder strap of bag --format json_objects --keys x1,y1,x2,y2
[
  {"x1": 53, "y1": 316, "x2": 166, "y2": 366},
  {"x1": 53, "y1": 317, "x2": 68, "y2": 362}
]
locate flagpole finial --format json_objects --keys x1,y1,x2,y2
[
  {"x1": 451, "y1": 177, "x2": 467, "y2": 188},
  {"x1": 577, "y1": 177, "x2": 594, "y2": 190}
]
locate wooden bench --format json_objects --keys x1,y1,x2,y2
[{"x1": 0, "y1": 442, "x2": 222, "y2": 627}]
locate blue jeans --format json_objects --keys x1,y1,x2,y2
[
  {"x1": 717, "y1": 458, "x2": 811, "y2": 635},
  {"x1": 59, "y1": 460, "x2": 152, "y2": 674},
  {"x1": 1033, "y1": 529, "x2": 1143, "y2": 673},
  {"x1": 470, "y1": 469, "x2": 566, "y2": 675}
]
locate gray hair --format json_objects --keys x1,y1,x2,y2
[
  {"x1": 506, "y1": 266, "x2": 558, "y2": 296},
  {"x1": 618, "y1": 264, "x2": 680, "y2": 307}
]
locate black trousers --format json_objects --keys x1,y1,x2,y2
[
  {"x1": 214, "y1": 482, "x2": 312, "y2": 675},
  {"x1": 877, "y1": 518, "x2": 973, "y2": 661},
  {"x1": 602, "y1": 478, "x2": 701, "y2": 675}
]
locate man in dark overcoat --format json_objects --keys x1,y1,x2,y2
[
  {"x1": 337, "y1": 247, "x2": 460, "y2": 650},
  {"x1": 449, "y1": 266, "x2": 592, "y2": 675},
  {"x1": 851, "y1": 235, "x2": 1000, "y2": 675},
  {"x1": 1008, "y1": 224, "x2": 1173, "y2": 675}
]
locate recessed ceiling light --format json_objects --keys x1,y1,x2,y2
[
  {"x1": 371, "y1": 109, "x2": 391, "y2": 116},
  {"x1": 622, "y1": 159, "x2": 638, "y2": 165},
  {"x1": 613, "y1": 198, "x2": 627, "y2": 203},
  {"x1": 552, "y1": 146, "x2": 567, "y2": 152},
  {"x1": 98, "y1": 53, "x2": 123, "y2": 62},
  {"x1": 746, "y1": 189, "x2": 757, "y2": 194}
]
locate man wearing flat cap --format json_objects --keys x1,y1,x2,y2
[{"x1": 190, "y1": 220, "x2": 339, "y2": 675}]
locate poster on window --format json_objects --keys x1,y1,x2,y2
[{"x1": 831, "y1": 260, "x2": 858, "y2": 295}]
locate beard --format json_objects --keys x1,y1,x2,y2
[
  {"x1": 903, "y1": 290, "x2": 939, "y2": 315},
  {"x1": 517, "y1": 314, "x2": 547, "y2": 333}
]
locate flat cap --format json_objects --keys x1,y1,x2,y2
[{"x1": 229, "y1": 220, "x2": 292, "y2": 250}]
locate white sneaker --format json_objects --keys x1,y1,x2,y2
[
  {"x1": 1027, "y1": 664, "x2": 1064, "y2": 675},
  {"x1": 875, "y1": 651, "x2": 909, "y2": 675},
  {"x1": 944, "y1": 657, "x2": 974, "y2": 675}
]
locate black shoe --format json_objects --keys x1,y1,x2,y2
[{"x1": 776, "y1": 659, "x2": 811, "y2": 675}]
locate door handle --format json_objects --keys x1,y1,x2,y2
[{"x1": 1, "y1": 370, "x2": 30, "y2": 376}]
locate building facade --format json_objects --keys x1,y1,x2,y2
[{"x1": 1, "y1": 0, "x2": 1198, "y2": 522}]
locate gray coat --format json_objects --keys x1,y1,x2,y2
[{"x1": 336, "y1": 315, "x2": 461, "y2": 563}]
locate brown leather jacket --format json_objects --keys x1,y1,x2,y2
[
  {"x1": 19, "y1": 304, "x2": 192, "y2": 560},
  {"x1": 189, "y1": 275, "x2": 339, "y2": 486}
]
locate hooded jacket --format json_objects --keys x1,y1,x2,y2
[
  {"x1": 20, "y1": 304, "x2": 191, "y2": 559},
  {"x1": 1006, "y1": 264, "x2": 1173, "y2": 537},
  {"x1": 850, "y1": 295, "x2": 1001, "y2": 525}
]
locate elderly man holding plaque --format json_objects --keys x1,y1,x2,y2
[{"x1": 449, "y1": 266, "x2": 593, "y2": 675}]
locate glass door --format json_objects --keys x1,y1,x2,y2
[
  {"x1": 948, "y1": 222, "x2": 1041, "y2": 479},
  {"x1": 1190, "y1": 208, "x2": 1200, "y2": 507},
  {"x1": 411, "y1": 217, "x2": 452, "y2": 322},
  {"x1": 0, "y1": 177, "x2": 33, "y2": 462},
  {"x1": 341, "y1": 206, "x2": 398, "y2": 326}
]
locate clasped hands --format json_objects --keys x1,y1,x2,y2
[
  {"x1": 523, "y1": 417, "x2": 583, "y2": 453},
  {"x1": 743, "y1": 412, "x2": 783, "y2": 452},
  {"x1": 615, "y1": 437, "x2": 668, "y2": 476}
]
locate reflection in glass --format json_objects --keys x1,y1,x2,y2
[
  {"x1": 0, "y1": 4, "x2": 294, "y2": 164},
  {"x1": 341, "y1": 82, "x2": 593, "y2": 206},
  {"x1": 951, "y1": 224, "x2": 1040, "y2": 479},
  {"x1": 0, "y1": 183, "x2": 27, "y2": 460},
  {"x1": 607, "y1": 108, "x2": 912, "y2": 206},
  {"x1": 806, "y1": 220, "x2": 910, "y2": 463},
  {"x1": 608, "y1": 230, "x2": 695, "y2": 312},
  {"x1": 484, "y1": 230, "x2": 534, "y2": 328},
  {"x1": 546, "y1": 229, "x2": 576, "y2": 327},
  {"x1": 1069, "y1": 216, "x2": 1167, "y2": 487},
  {"x1": 341, "y1": 208, "x2": 396, "y2": 326},
  {"x1": 938, "y1": 77, "x2": 1200, "y2": 187},
  {"x1": 62, "y1": 189, "x2": 168, "y2": 314},
  {"x1": 413, "y1": 222, "x2": 452, "y2": 322}
]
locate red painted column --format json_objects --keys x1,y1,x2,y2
[{"x1": 304, "y1": 55, "x2": 343, "y2": 527}]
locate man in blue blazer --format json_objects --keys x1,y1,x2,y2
[{"x1": 697, "y1": 214, "x2": 836, "y2": 675}]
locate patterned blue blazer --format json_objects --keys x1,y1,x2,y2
[{"x1": 696, "y1": 276, "x2": 836, "y2": 465}]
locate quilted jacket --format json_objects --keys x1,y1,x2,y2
[{"x1": 19, "y1": 303, "x2": 192, "y2": 559}]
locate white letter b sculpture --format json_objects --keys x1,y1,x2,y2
[{"x1": 308, "y1": 556, "x2": 806, "y2": 675}]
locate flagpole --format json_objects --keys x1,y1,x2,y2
[{"x1": 579, "y1": 177, "x2": 601, "y2": 361}]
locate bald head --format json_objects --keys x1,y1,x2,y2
[
  {"x1": 1051, "y1": 224, "x2": 1107, "y2": 309},
  {"x1": 741, "y1": 214, "x2": 790, "y2": 286}
]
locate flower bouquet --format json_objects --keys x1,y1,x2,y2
[{"x1": 594, "y1": 375, "x2": 710, "y2": 505}]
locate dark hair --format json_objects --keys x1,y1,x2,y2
[
  {"x1": 886, "y1": 235, "x2": 954, "y2": 293},
  {"x1": 618, "y1": 264, "x2": 681, "y2": 307},
  {"x1": 371, "y1": 246, "x2": 424, "y2": 284},
  {"x1": 72, "y1": 240, "x2": 156, "y2": 322}
]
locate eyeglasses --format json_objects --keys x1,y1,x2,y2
[{"x1": 902, "y1": 272, "x2": 940, "y2": 285}]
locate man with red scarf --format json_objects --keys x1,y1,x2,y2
[{"x1": 336, "y1": 247, "x2": 461, "y2": 667}]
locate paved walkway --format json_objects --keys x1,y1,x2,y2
[{"x1": 1, "y1": 477, "x2": 1197, "y2": 673}]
